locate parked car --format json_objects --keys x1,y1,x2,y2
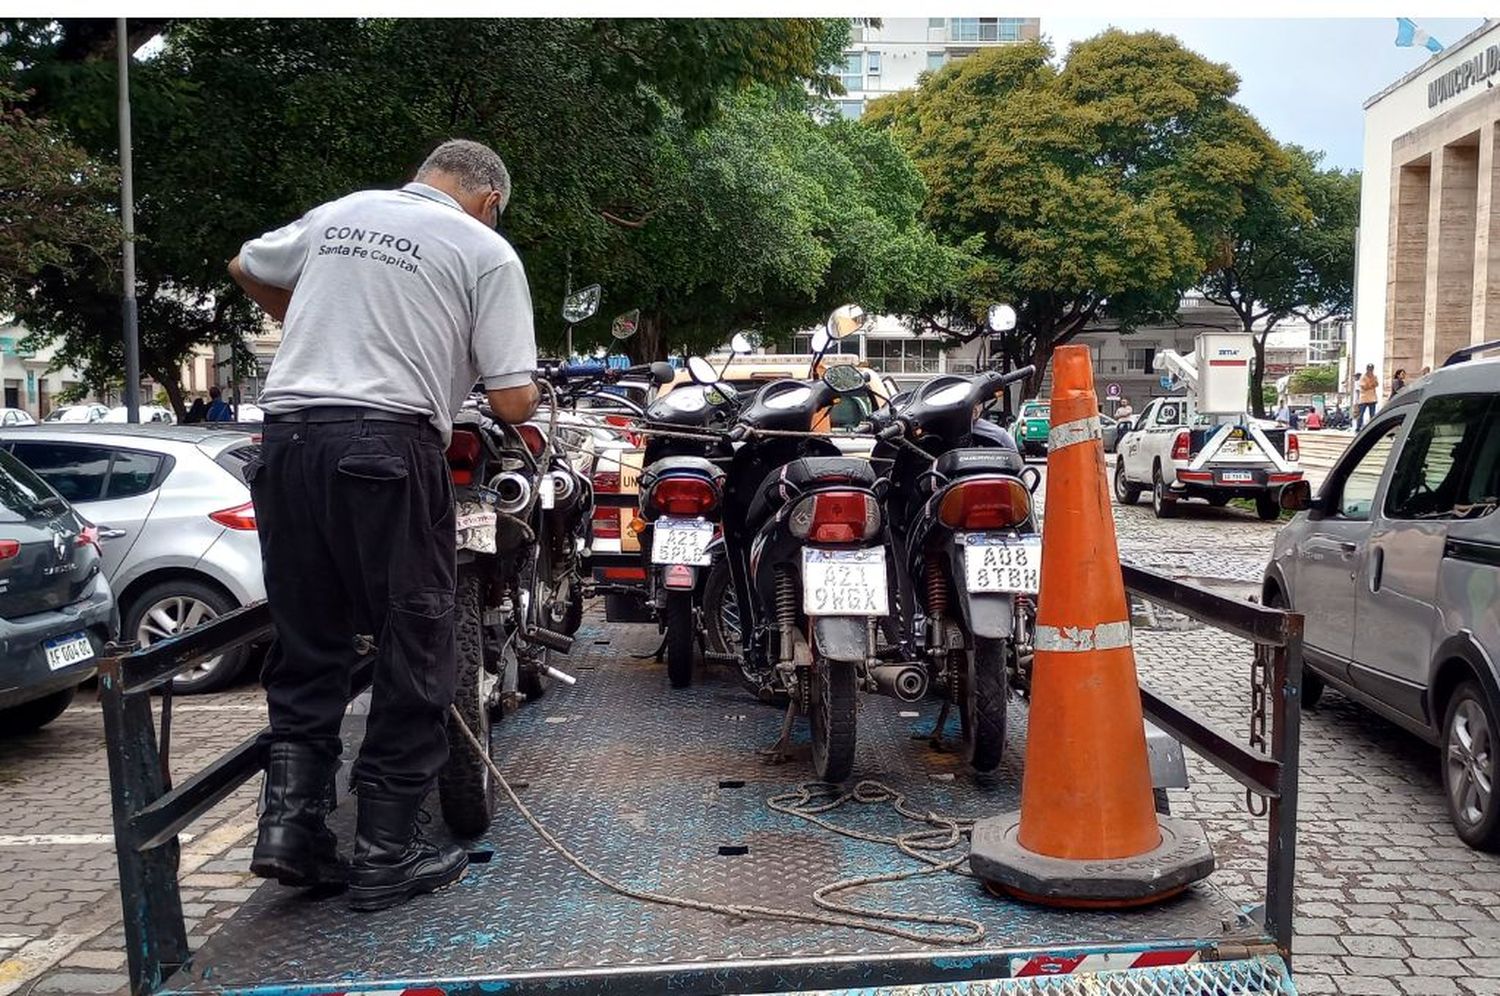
[
  {"x1": 43, "y1": 404, "x2": 109, "y2": 424},
  {"x1": 1099, "y1": 410, "x2": 1121, "y2": 454},
  {"x1": 0, "y1": 448, "x2": 116, "y2": 733},
  {"x1": 0, "y1": 424, "x2": 264, "y2": 693},
  {"x1": 102, "y1": 405, "x2": 176, "y2": 424},
  {"x1": 0, "y1": 408, "x2": 36, "y2": 427},
  {"x1": 1016, "y1": 399, "x2": 1050, "y2": 457},
  {"x1": 1266, "y1": 343, "x2": 1500, "y2": 848}
]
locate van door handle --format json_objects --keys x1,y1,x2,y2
[{"x1": 1369, "y1": 546, "x2": 1384, "y2": 592}]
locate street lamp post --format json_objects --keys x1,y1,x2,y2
[{"x1": 117, "y1": 18, "x2": 141, "y2": 423}]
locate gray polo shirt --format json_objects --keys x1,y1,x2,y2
[{"x1": 240, "y1": 182, "x2": 536, "y2": 442}]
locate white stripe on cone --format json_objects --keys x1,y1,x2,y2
[
  {"x1": 1034, "y1": 620, "x2": 1132, "y2": 652},
  {"x1": 1047, "y1": 415, "x2": 1101, "y2": 452}
]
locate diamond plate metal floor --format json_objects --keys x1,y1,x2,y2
[{"x1": 167, "y1": 618, "x2": 1255, "y2": 994}]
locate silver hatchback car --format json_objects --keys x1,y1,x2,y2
[
  {"x1": 1265, "y1": 345, "x2": 1500, "y2": 849},
  {"x1": 0, "y1": 424, "x2": 264, "y2": 692}
]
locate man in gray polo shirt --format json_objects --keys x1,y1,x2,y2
[{"x1": 229, "y1": 139, "x2": 538, "y2": 912}]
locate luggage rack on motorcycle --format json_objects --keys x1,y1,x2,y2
[{"x1": 97, "y1": 562, "x2": 1302, "y2": 996}]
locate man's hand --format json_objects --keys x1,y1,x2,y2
[
  {"x1": 229, "y1": 256, "x2": 293, "y2": 322},
  {"x1": 487, "y1": 383, "x2": 540, "y2": 424}
]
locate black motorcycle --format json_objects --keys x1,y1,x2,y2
[{"x1": 868, "y1": 366, "x2": 1040, "y2": 772}]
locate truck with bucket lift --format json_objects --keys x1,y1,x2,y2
[
  {"x1": 1114, "y1": 332, "x2": 1304, "y2": 520},
  {"x1": 96, "y1": 380, "x2": 1307, "y2": 995}
]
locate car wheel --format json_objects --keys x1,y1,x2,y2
[
  {"x1": 0, "y1": 686, "x2": 77, "y2": 735},
  {"x1": 1442, "y1": 681, "x2": 1500, "y2": 851},
  {"x1": 1114, "y1": 461, "x2": 1143, "y2": 505},
  {"x1": 126, "y1": 580, "x2": 248, "y2": 694},
  {"x1": 1151, "y1": 466, "x2": 1175, "y2": 519},
  {"x1": 1255, "y1": 494, "x2": 1281, "y2": 521},
  {"x1": 1263, "y1": 587, "x2": 1323, "y2": 708}
]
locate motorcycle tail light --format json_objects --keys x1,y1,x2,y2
[
  {"x1": 789, "y1": 490, "x2": 880, "y2": 544},
  {"x1": 1286, "y1": 431, "x2": 1300, "y2": 462},
  {"x1": 650, "y1": 477, "x2": 716, "y2": 517},
  {"x1": 446, "y1": 431, "x2": 482, "y2": 485},
  {"x1": 209, "y1": 501, "x2": 257, "y2": 531},
  {"x1": 1171, "y1": 430, "x2": 1192, "y2": 461},
  {"x1": 516, "y1": 423, "x2": 546, "y2": 456},
  {"x1": 937, "y1": 477, "x2": 1030, "y2": 531}
]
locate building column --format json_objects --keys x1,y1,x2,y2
[
  {"x1": 1479, "y1": 120, "x2": 1500, "y2": 345},
  {"x1": 1387, "y1": 157, "x2": 1431, "y2": 382},
  {"x1": 1423, "y1": 147, "x2": 1445, "y2": 371}
]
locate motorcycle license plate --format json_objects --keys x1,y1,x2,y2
[
  {"x1": 44, "y1": 631, "x2": 93, "y2": 671},
  {"x1": 802, "y1": 548, "x2": 888, "y2": 616},
  {"x1": 651, "y1": 517, "x2": 713, "y2": 566},
  {"x1": 456, "y1": 500, "x2": 497, "y2": 554},
  {"x1": 1220, "y1": 470, "x2": 1253, "y2": 483},
  {"x1": 963, "y1": 534, "x2": 1042, "y2": 594}
]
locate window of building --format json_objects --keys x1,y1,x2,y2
[
  {"x1": 998, "y1": 17, "x2": 1025, "y2": 41},
  {"x1": 1126, "y1": 347, "x2": 1157, "y2": 372},
  {"x1": 840, "y1": 52, "x2": 864, "y2": 93},
  {"x1": 837, "y1": 100, "x2": 864, "y2": 120},
  {"x1": 926, "y1": 51, "x2": 946, "y2": 71},
  {"x1": 866, "y1": 50, "x2": 881, "y2": 76},
  {"x1": 1385, "y1": 394, "x2": 1500, "y2": 520},
  {"x1": 951, "y1": 18, "x2": 1003, "y2": 42},
  {"x1": 866, "y1": 338, "x2": 942, "y2": 375},
  {"x1": 928, "y1": 17, "x2": 945, "y2": 28}
]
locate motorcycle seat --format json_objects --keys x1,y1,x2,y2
[
  {"x1": 747, "y1": 456, "x2": 877, "y2": 525},
  {"x1": 932, "y1": 447, "x2": 1025, "y2": 480}
]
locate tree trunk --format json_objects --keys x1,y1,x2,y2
[
  {"x1": 625, "y1": 313, "x2": 668, "y2": 363},
  {"x1": 1023, "y1": 335, "x2": 1053, "y2": 402},
  {"x1": 1248, "y1": 318, "x2": 1268, "y2": 418},
  {"x1": 153, "y1": 369, "x2": 188, "y2": 421}
]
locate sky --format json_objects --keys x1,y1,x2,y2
[{"x1": 1044, "y1": 17, "x2": 1487, "y2": 172}]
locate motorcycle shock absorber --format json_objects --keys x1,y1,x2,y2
[
  {"x1": 775, "y1": 565, "x2": 798, "y2": 662},
  {"x1": 925, "y1": 560, "x2": 948, "y2": 619}
]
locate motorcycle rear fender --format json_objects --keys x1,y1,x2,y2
[
  {"x1": 660, "y1": 564, "x2": 697, "y2": 590},
  {"x1": 811, "y1": 617, "x2": 868, "y2": 664},
  {"x1": 943, "y1": 542, "x2": 1015, "y2": 640}
]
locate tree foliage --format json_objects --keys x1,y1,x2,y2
[
  {"x1": 0, "y1": 81, "x2": 117, "y2": 317},
  {"x1": 866, "y1": 30, "x2": 1294, "y2": 396},
  {"x1": 1288, "y1": 363, "x2": 1339, "y2": 395},
  {"x1": 1, "y1": 17, "x2": 870, "y2": 409},
  {"x1": 1199, "y1": 145, "x2": 1359, "y2": 415}
]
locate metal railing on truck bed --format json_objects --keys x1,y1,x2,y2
[{"x1": 98, "y1": 563, "x2": 1302, "y2": 996}]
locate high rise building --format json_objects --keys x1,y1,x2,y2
[{"x1": 833, "y1": 17, "x2": 1042, "y2": 120}]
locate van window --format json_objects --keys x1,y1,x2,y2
[
  {"x1": 1385, "y1": 394, "x2": 1499, "y2": 520},
  {"x1": 1333, "y1": 419, "x2": 1403, "y2": 520}
]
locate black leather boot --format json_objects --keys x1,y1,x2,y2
[
  {"x1": 250, "y1": 742, "x2": 348, "y2": 891},
  {"x1": 347, "y1": 787, "x2": 468, "y2": 912}
]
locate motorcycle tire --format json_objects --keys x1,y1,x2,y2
[
  {"x1": 562, "y1": 583, "x2": 584, "y2": 635},
  {"x1": 703, "y1": 559, "x2": 787, "y2": 705},
  {"x1": 665, "y1": 590, "x2": 695, "y2": 689},
  {"x1": 963, "y1": 637, "x2": 1009, "y2": 773},
  {"x1": 438, "y1": 571, "x2": 498, "y2": 838},
  {"x1": 810, "y1": 657, "x2": 858, "y2": 783}
]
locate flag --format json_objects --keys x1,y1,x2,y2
[{"x1": 1396, "y1": 17, "x2": 1444, "y2": 54}]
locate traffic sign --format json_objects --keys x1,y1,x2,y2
[{"x1": 1105, "y1": 382, "x2": 1121, "y2": 399}]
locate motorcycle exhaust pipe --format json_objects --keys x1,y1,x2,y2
[
  {"x1": 869, "y1": 664, "x2": 928, "y2": 703},
  {"x1": 490, "y1": 471, "x2": 532, "y2": 515},
  {"x1": 542, "y1": 664, "x2": 578, "y2": 686},
  {"x1": 545, "y1": 469, "x2": 582, "y2": 510}
]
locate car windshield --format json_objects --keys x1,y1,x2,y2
[
  {"x1": 0, "y1": 448, "x2": 68, "y2": 523},
  {"x1": 1023, "y1": 404, "x2": 1049, "y2": 419}
]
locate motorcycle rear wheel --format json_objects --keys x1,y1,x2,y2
[
  {"x1": 962, "y1": 637, "x2": 1009, "y2": 773},
  {"x1": 811, "y1": 657, "x2": 858, "y2": 783},
  {"x1": 439, "y1": 571, "x2": 499, "y2": 838},
  {"x1": 665, "y1": 590, "x2": 695, "y2": 689}
]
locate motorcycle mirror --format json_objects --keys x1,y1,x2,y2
[
  {"x1": 822, "y1": 363, "x2": 865, "y2": 394},
  {"x1": 562, "y1": 284, "x2": 602, "y2": 325},
  {"x1": 987, "y1": 303, "x2": 1017, "y2": 333},
  {"x1": 649, "y1": 361, "x2": 676, "y2": 387},
  {"x1": 810, "y1": 328, "x2": 831, "y2": 353},
  {"x1": 729, "y1": 332, "x2": 752, "y2": 355},
  {"x1": 609, "y1": 308, "x2": 640, "y2": 341},
  {"x1": 686, "y1": 356, "x2": 720, "y2": 385},
  {"x1": 824, "y1": 304, "x2": 866, "y2": 340}
]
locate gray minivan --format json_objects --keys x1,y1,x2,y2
[{"x1": 1265, "y1": 344, "x2": 1500, "y2": 849}]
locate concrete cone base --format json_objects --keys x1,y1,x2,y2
[{"x1": 969, "y1": 810, "x2": 1216, "y2": 909}]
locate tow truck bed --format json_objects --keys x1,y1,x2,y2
[{"x1": 162, "y1": 619, "x2": 1281, "y2": 996}]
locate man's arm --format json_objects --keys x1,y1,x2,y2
[
  {"x1": 228, "y1": 256, "x2": 292, "y2": 322},
  {"x1": 487, "y1": 383, "x2": 540, "y2": 424}
]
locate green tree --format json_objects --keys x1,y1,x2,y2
[
  {"x1": 2, "y1": 18, "x2": 852, "y2": 411},
  {"x1": 0, "y1": 82, "x2": 117, "y2": 317},
  {"x1": 1199, "y1": 145, "x2": 1360, "y2": 416},
  {"x1": 1288, "y1": 363, "x2": 1338, "y2": 394},
  {"x1": 866, "y1": 31, "x2": 1293, "y2": 396}
]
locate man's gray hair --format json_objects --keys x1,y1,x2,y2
[{"x1": 416, "y1": 139, "x2": 511, "y2": 206}]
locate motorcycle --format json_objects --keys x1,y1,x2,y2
[
  {"x1": 712, "y1": 309, "x2": 888, "y2": 782},
  {"x1": 635, "y1": 345, "x2": 745, "y2": 688},
  {"x1": 867, "y1": 363, "x2": 1040, "y2": 772}
]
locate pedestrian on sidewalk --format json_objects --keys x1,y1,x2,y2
[
  {"x1": 205, "y1": 386, "x2": 233, "y2": 422},
  {"x1": 1356, "y1": 364, "x2": 1380, "y2": 428},
  {"x1": 1390, "y1": 368, "x2": 1407, "y2": 397},
  {"x1": 228, "y1": 139, "x2": 539, "y2": 912}
]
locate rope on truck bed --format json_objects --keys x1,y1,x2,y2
[{"x1": 448, "y1": 704, "x2": 986, "y2": 946}]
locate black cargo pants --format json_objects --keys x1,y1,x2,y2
[{"x1": 248, "y1": 410, "x2": 456, "y2": 797}]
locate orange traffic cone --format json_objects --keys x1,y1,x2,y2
[{"x1": 969, "y1": 345, "x2": 1214, "y2": 908}]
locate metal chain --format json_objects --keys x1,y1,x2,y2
[
  {"x1": 1246, "y1": 644, "x2": 1270, "y2": 817},
  {"x1": 447, "y1": 705, "x2": 985, "y2": 946}
]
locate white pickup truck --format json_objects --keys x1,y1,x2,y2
[{"x1": 1112, "y1": 395, "x2": 1303, "y2": 520}]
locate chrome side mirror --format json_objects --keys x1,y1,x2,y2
[{"x1": 987, "y1": 303, "x2": 1017, "y2": 333}]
